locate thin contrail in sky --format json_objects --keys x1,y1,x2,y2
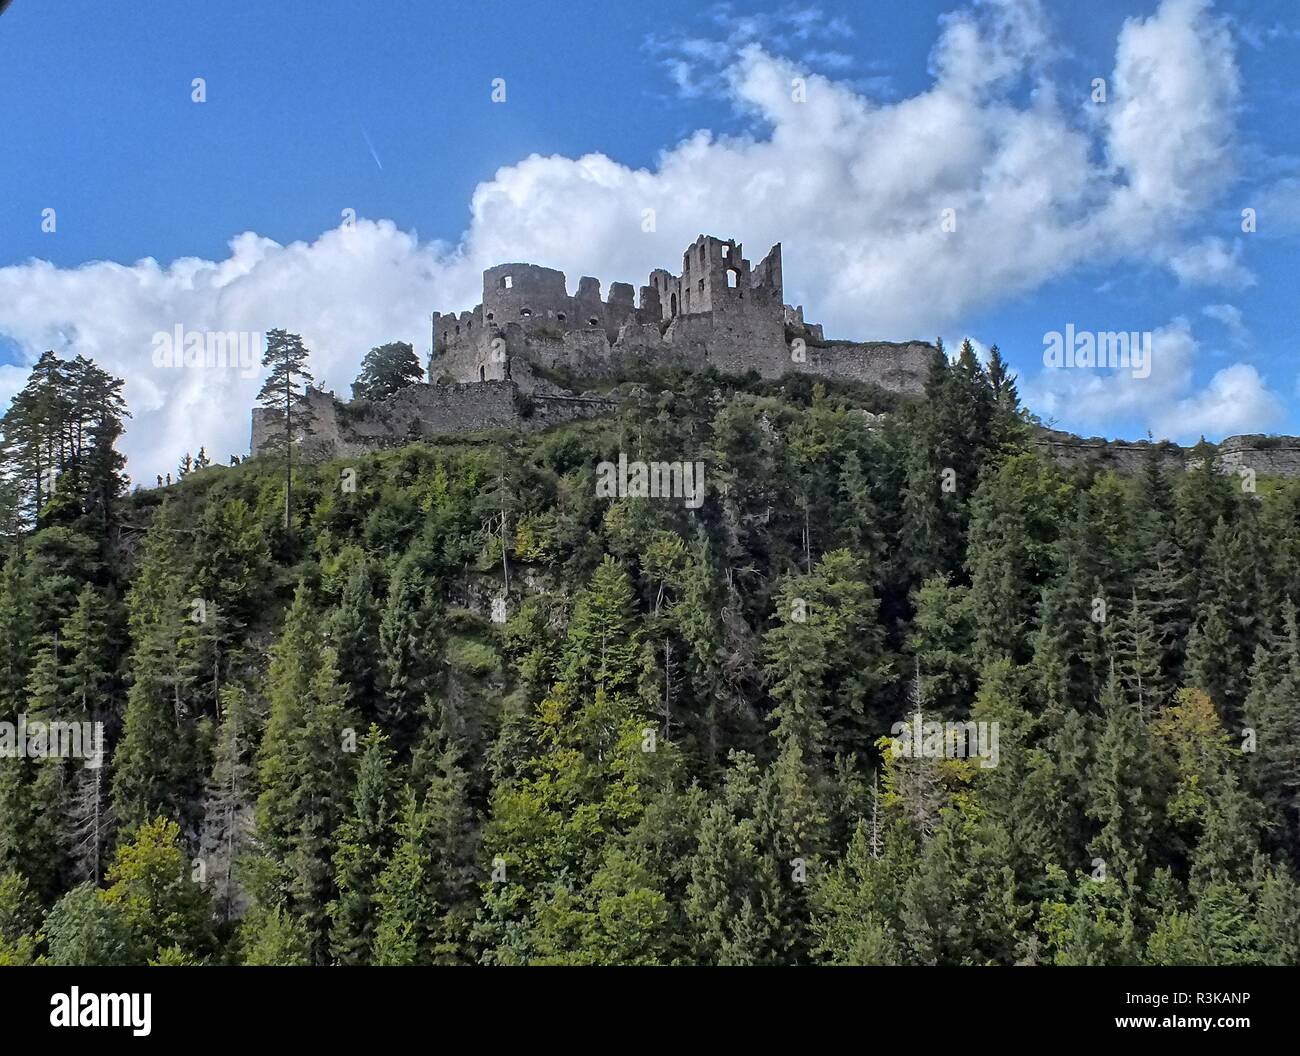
[{"x1": 361, "y1": 126, "x2": 383, "y2": 171}]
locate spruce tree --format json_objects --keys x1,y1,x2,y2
[{"x1": 328, "y1": 725, "x2": 398, "y2": 965}]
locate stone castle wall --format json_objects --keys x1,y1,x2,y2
[
  {"x1": 426, "y1": 234, "x2": 934, "y2": 395},
  {"x1": 250, "y1": 382, "x2": 619, "y2": 462},
  {"x1": 250, "y1": 383, "x2": 1300, "y2": 481},
  {"x1": 1029, "y1": 427, "x2": 1300, "y2": 478}
]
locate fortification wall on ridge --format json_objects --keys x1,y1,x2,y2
[
  {"x1": 425, "y1": 234, "x2": 883, "y2": 389},
  {"x1": 250, "y1": 382, "x2": 619, "y2": 462},
  {"x1": 1029, "y1": 428, "x2": 1300, "y2": 479},
  {"x1": 796, "y1": 341, "x2": 935, "y2": 395},
  {"x1": 252, "y1": 235, "x2": 950, "y2": 460}
]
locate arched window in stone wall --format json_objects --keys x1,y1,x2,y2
[
  {"x1": 727, "y1": 270, "x2": 738, "y2": 288},
  {"x1": 520, "y1": 308, "x2": 532, "y2": 318},
  {"x1": 479, "y1": 365, "x2": 486, "y2": 382},
  {"x1": 699, "y1": 244, "x2": 706, "y2": 266},
  {"x1": 557, "y1": 312, "x2": 566, "y2": 322},
  {"x1": 486, "y1": 312, "x2": 494, "y2": 321},
  {"x1": 501, "y1": 275, "x2": 513, "y2": 289},
  {"x1": 670, "y1": 293, "x2": 678, "y2": 315}
]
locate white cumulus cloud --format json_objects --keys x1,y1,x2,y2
[{"x1": 0, "y1": 0, "x2": 1270, "y2": 480}]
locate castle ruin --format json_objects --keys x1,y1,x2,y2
[
  {"x1": 252, "y1": 234, "x2": 937, "y2": 460},
  {"x1": 427, "y1": 234, "x2": 933, "y2": 392}
]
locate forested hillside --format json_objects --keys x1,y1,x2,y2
[{"x1": 1, "y1": 341, "x2": 1299, "y2": 966}]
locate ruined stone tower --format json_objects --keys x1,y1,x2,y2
[
  {"x1": 426, "y1": 233, "x2": 927, "y2": 392},
  {"x1": 253, "y1": 234, "x2": 937, "y2": 460}
]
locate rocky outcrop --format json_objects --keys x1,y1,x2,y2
[{"x1": 1030, "y1": 426, "x2": 1300, "y2": 478}]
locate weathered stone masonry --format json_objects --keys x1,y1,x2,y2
[
  {"x1": 249, "y1": 232, "x2": 1300, "y2": 475},
  {"x1": 1028, "y1": 427, "x2": 1300, "y2": 479},
  {"x1": 426, "y1": 233, "x2": 934, "y2": 394},
  {"x1": 252, "y1": 233, "x2": 937, "y2": 460},
  {"x1": 250, "y1": 381, "x2": 621, "y2": 462}
]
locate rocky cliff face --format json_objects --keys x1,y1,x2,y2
[{"x1": 1030, "y1": 427, "x2": 1300, "y2": 478}]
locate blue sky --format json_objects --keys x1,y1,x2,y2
[{"x1": 1, "y1": 0, "x2": 1298, "y2": 479}]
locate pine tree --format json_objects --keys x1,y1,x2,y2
[
  {"x1": 564, "y1": 555, "x2": 642, "y2": 698},
  {"x1": 65, "y1": 763, "x2": 109, "y2": 886},
  {"x1": 255, "y1": 624, "x2": 356, "y2": 962},
  {"x1": 419, "y1": 744, "x2": 480, "y2": 962},
  {"x1": 378, "y1": 554, "x2": 439, "y2": 750},
  {"x1": 906, "y1": 575, "x2": 976, "y2": 717},
  {"x1": 1254, "y1": 868, "x2": 1300, "y2": 965},
  {"x1": 1087, "y1": 670, "x2": 1158, "y2": 893},
  {"x1": 1242, "y1": 615, "x2": 1300, "y2": 861},
  {"x1": 684, "y1": 798, "x2": 782, "y2": 965},
  {"x1": 329, "y1": 559, "x2": 381, "y2": 719},
  {"x1": 61, "y1": 590, "x2": 114, "y2": 886},
  {"x1": 255, "y1": 329, "x2": 315, "y2": 531},
  {"x1": 1113, "y1": 589, "x2": 1166, "y2": 718},
  {"x1": 328, "y1": 725, "x2": 398, "y2": 965},
  {"x1": 371, "y1": 787, "x2": 438, "y2": 966},
  {"x1": 201, "y1": 685, "x2": 255, "y2": 922},
  {"x1": 764, "y1": 549, "x2": 889, "y2": 762},
  {"x1": 111, "y1": 613, "x2": 196, "y2": 837},
  {"x1": 62, "y1": 584, "x2": 113, "y2": 720}
]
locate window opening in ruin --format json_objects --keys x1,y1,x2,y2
[
  {"x1": 557, "y1": 313, "x2": 566, "y2": 321},
  {"x1": 479, "y1": 365, "x2": 486, "y2": 381},
  {"x1": 486, "y1": 312, "x2": 493, "y2": 321},
  {"x1": 520, "y1": 308, "x2": 532, "y2": 318},
  {"x1": 699, "y1": 245, "x2": 706, "y2": 265},
  {"x1": 670, "y1": 293, "x2": 677, "y2": 315},
  {"x1": 502, "y1": 275, "x2": 513, "y2": 289},
  {"x1": 727, "y1": 270, "x2": 737, "y2": 288},
  {"x1": 588, "y1": 317, "x2": 599, "y2": 326},
  {"x1": 698, "y1": 279, "x2": 704, "y2": 293}
]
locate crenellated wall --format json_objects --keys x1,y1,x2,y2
[
  {"x1": 425, "y1": 234, "x2": 931, "y2": 395},
  {"x1": 250, "y1": 235, "x2": 953, "y2": 461}
]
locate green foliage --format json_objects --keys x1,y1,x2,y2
[
  {"x1": 2, "y1": 344, "x2": 1296, "y2": 966},
  {"x1": 351, "y1": 342, "x2": 423, "y2": 402},
  {"x1": 102, "y1": 817, "x2": 213, "y2": 962},
  {"x1": 43, "y1": 882, "x2": 136, "y2": 966}
]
